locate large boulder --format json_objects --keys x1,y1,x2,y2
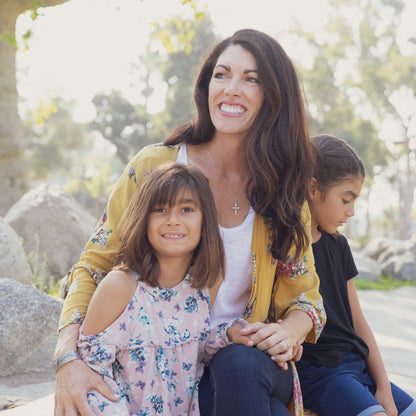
[
  {"x1": 0, "y1": 278, "x2": 63, "y2": 376},
  {"x1": 5, "y1": 183, "x2": 97, "y2": 282},
  {"x1": 352, "y1": 250, "x2": 381, "y2": 282},
  {"x1": 376, "y1": 239, "x2": 416, "y2": 282},
  {"x1": 362, "y1": 236, "x2": 398, "y2": 261},
  {"x1": 0, "y1": 217, "x2": 32, "y2": 285}
]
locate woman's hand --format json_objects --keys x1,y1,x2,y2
[
  {"x1": 54, "y1": 358, "x2": 118, "y2": 416},
  {"x1": 239, "y1": 321, "x2": 294, "y2": 368},
  {"x1": 54, "y1": 324, "x2": 118, "y2": 415}
]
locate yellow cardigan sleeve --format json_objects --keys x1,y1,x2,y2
[
  {"x1": 59, "y1": 144, "x2": 178, "y2": 329},
  {"x1": 249, "y1": 203, "x2": 326, "y2": 343},
  {"x1": 272, "y1": 203, "x2": 326, "y2": 343}
]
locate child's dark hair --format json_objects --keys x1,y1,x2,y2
[
  {"x1": 311, "y1": 134, "x2": 365, "y2": 193},
  {"x1": 115, "y1": 163, "x2": 224, "y2": 289}
]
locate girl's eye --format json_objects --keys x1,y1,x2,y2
[
  {"x1": 182, "y1": 206, "x2": 195, "y2": 213},
  {"x1": 342, "y1": 199, "x2": 350, "y2": 204},
  {"x1": 153, "y1": 207, "x2": 166, "y2": 213}
]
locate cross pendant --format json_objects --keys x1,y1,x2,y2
[{"x1": 232, "y1": 202, "x2": 240, "y2": 215}]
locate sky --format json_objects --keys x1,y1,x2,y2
[{"x1": 14, "y1": 0, "x2": 415, "y2": 122}]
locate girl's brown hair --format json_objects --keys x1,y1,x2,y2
[
  {"x1": 114, "y1": 163, "x2": 224, "y2": 289},
  {"x1": 311, "y1": 134, "x2": 365, "y2": 193},
  {"x1": 164, "y1": 28, "x2": 314, "y2": 261}
]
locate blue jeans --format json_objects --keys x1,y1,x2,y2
[
  {"x1": 297, "y1": 352, "x2": 416, "y2": 416},
  {"x1": 198, "y1": 344, "x2": 293, "y2": 416}
]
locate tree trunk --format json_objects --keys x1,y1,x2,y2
[{"x1": 0, "y1": 0, "x2": 69, "y2": 215}]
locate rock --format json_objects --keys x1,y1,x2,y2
[
  {"x1": 380, "y1": 252, "x2": 416, "y2": 282},
  {"x1": 362, "y1": 237, "x2": 398, "y2": 261},
  {"x1": 0, "y1": 218, "x2": 32, "y2": 285},
  {"x1": 352, "y1": 251, "x2": 381, "y2": 282},
  {"x1": 0, "y1": 278, "x2": 63, "y2": 377},
  {"x1": 5, "y1": 184, "x2": 97, "y2": 282}
]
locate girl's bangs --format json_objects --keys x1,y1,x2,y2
[{"x1": 150, "y1": 175, "x2": 201, "y2": 208}]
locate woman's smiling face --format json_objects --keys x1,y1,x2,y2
[{"x1": 208, "y1": 44, "x2": 264, "y2": 140}]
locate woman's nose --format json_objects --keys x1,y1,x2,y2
[{"x1": 225, "y1": 78, "x2": 240, "y2": 97}]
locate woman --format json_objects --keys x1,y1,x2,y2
[{"x1": 54, "y1": 28, "x2": 326, "y2": 416}]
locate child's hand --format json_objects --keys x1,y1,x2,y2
[
  {"x1": 226, "y1": 320, "x2": 254, "y2": 347},
  {"x1": 226, "y1": 325, "x2": 254, "y2": 347}
]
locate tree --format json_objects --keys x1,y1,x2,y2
[
  {"x1": 151, "y1": 13, "x2": 218, "y2": 131},
  {"x1": 23, "y1": 97, "x2": 88, "y2": 181},
  {"x1": 289, "y1": 0, "x2": 416, "y2": 238},
  {"x1": 0, "y1": 0, "x2": 69, "y2": 215},
  {"x1": 353, "y1": 0, "x2": 416, "y2": 238},
  {"x1": 90, "y1": 90, "x2": 152, "y2": 165}
]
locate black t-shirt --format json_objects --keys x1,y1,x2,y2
[{"x1": 301, "y1": 232, "x2": 369, "y2": 367}]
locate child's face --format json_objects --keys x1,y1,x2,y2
[
  {"x1": 311, "y1": 176, "x2": 364, "y2": 234},
  {"x1": 147, "y1": 189, "x2": 203, "y2": 263}
]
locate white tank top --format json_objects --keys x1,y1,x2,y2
[{"x1": 177, "y1": 145, "x2": 254, "y2": 328}]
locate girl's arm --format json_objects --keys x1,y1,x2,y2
[
  {"x1": 81, "y1": 270, "x2": 137, "y2": 335},
  {"x1": 54, "y1": 271, "x2": 136, "y2": 416},
  {"x1": 198, "y1": 319, "x2": 253, "y2": 365},
  {"x1": 347, "y1": 279, "x2": 398, "y2": 416}
]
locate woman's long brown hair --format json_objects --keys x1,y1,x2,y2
[{"x1": 164, "y1": 29, "x2": 314, "y2": 261}]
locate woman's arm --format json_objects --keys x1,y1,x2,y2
[
  {"x1": 347, "y1": 279, "x2": 397, "y2": 416},
  {"x1": 54, "y1": 144, "x2": 178, "y2": 416},
  {"x1": 54, "y1": 324, "x2": 118, "y2": 416},
  {"x1": 55, "y1": 271, "x2": 136, "y2": 416}
]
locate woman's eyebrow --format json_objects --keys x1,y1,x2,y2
[{"x1": 214, "y1": 64, "x2": 258, "y2": 74}]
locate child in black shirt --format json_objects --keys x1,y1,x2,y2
[{"x1": 298, "y1": 134, "x2": 416, "y2": 416}]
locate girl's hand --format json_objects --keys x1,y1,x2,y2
[
  {"x1": 54, "y1": 358, "x2": 118, "y2": 416},
  {"x1": 226, "y1": 325, "x2": 254, "y2": 347},
  {"x1": 375, "y1": 388, "x2": 398, "y2": 416}
]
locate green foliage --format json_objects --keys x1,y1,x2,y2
[
  {"x1": 355, "y1": 275, "x2": 416, "y2": 290},
  {"x1": 151, "y1": 12, "x2": 218, "y2": 130},
  {"x1": 23, "y1": 97, "x2": 89, "y2": 181},
  {"x1": 90, "y1": 91, "x2": 154, "y2": 165},
  {"x1": 27, "y1": 234, "x2": 54, "y2": 294}
]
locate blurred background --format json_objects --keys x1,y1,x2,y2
[{"x1": 1, "y1": 0, "x2": 416, "y2": 242}]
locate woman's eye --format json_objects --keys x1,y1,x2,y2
[
  {"x1": 342, "y1": 199, "x2": 350, "y2": 204},
  {"x1": 247, "y1": 76, "x2": 260, "y2": 84},
  {"x1": 213, "y1": 72, "x2": 226, "y2": 79}
]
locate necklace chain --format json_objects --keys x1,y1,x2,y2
[{"x1": 206, "y1": 149, "x2": 249, "y2": 216}]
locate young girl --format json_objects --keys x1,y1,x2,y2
[
  {"x1": 76, "y1": 163, "x2": 250, "y2": 416},
  {"x1": 298, "y1": 134, "x2": 416, "y2": 416}
]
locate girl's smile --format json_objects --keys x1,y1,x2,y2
[{"x1": 147, "y1": 189, "x2": 203, "y2": 262}]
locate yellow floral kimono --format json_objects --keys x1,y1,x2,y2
[{"x1": 60, "y1": 143, "x2": 326, "y2": 416}]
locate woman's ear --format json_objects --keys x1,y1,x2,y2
[{"x1": 308, "y1": 177, "x2": 319, "y2": 200}]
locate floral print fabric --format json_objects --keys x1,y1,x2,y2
[{"x1": 78, "y1": 274, "x2": 230, "y2": 416}]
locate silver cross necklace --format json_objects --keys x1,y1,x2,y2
[{"x1": 206, "y1": 149, "x2": 249, "y2": 216}]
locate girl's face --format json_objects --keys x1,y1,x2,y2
[
  {"x1": 309, "y1": 176, "x2": 364, "y2": 234},
  {"x1": 208, "y1": 44, "x2": 264, "y2": 140},
  {"x1": 147, "y1": 188, "x2": 203, "y2": 264}
]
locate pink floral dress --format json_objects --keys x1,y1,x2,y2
[{"x1": 77, "y1": 273, "x2": 232, "y2": 416}]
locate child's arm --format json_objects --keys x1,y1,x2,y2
[
  {"x1": 198, "y1": 319, "x2": 253, "y2": 365},
  {"x1": 81, "y1": 270, "x2": 137, "y2": 335},
  {"x1": 347, "y1": 279, "x2": 398, "y2": 416}
]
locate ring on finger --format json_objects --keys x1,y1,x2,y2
[{"x1": 282, "y1": 340, "x2": 290, "y2": 349}]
